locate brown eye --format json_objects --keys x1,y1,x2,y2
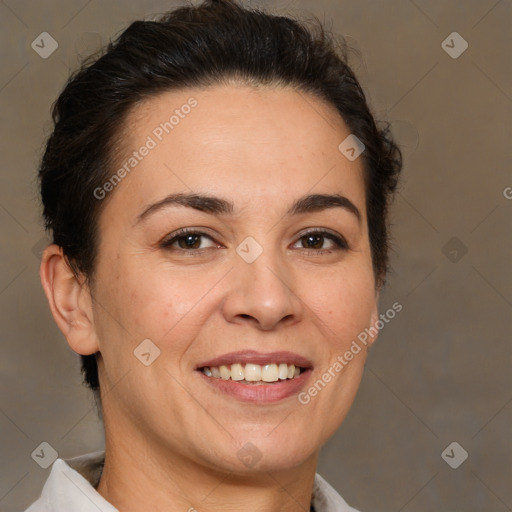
[
  {"x1": 301, "y1": 233, "x2": 325, "y2": 250},
  {"x1": 292, "y1": 230, "x2": 348, "y2": 252},
  {"x1": 178, "y1": 234, "x2": 202, "y2": 249},
  {"x1": 161, "y1": 230, "x2": 218, "y2": 251}
]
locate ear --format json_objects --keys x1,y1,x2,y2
[
  {"x1": 40, "y1": 244, "x2": 100, "y2": 355},
  {"x1": 367, "y1": 288, "x2": 380, "y2": 348}
]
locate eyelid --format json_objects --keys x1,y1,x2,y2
[
  {"x1": 292, "y1": 227, "x2": 349, "y2": 251},
  {"x1": 160, "y1": 227, "x2": 349, "y2": 252},
  {"x1": 159, "y1": 227, "x2": 222, "y2": 250}
]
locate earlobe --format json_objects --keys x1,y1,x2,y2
[{"x1": 40, "y1": 244, "x2": 100, "y2": 356}]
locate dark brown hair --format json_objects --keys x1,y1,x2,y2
[{"x1": 39, "y1": 0, "x2": 402, "y2": 399}]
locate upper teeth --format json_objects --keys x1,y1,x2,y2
[{"x1": 202, "y1": 363, "x2": 301, "y2": 382}]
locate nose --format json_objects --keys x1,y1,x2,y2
[{"x1": 221, "y1": 248, "x2": 302, "y2": 331}]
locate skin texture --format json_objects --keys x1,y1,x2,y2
[{"x1": 41, "y1": 83, "x2": 379, "y2": 512}]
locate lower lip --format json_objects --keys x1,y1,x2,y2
[{"x1": 197, "y1": 370, "x2": 312, "y2": 403}]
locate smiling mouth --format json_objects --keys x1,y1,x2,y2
[{"x1": 199, "y1": 363, "x2": 305, "y2": 384}]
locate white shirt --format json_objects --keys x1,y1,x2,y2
[{"x1": 25, "y1": 451, "x2": 360, "y2": 512}]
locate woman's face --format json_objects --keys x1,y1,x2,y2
[{"x1": 90, "y1": 84, "x2": 378, "y2": 474}]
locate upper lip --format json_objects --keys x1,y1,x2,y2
[{"x1": 196, "y1": 350, "x2": 313, "y2": 369}]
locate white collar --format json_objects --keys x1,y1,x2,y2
[{"x1": 25, "y1": 451, "x2": 360, "y2": 512}]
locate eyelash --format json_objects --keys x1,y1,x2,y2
[{"x1": 160, "y1": 227, "x2": 349, "y2": 254}]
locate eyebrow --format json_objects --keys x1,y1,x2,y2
[{"x1": 136, "y1": 192, "x2": 361, "y2": 224}]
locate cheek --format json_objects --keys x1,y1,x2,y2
[
  {"x1": 300, "y1": 264, "x2": 376, "y2": 348},
  {"x1": 94, "y1": 245, "x2": 375, "y2": 366},
  {"x1": 99, "y1": 260, "x2": 224, "y2": 349}
]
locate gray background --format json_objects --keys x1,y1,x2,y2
[{"x1": 1, "y1": 0, "x2": 510, "y2": 511}]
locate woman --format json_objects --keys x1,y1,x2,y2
[{"x1": 27, "y1": 0, "x2": 402, "y2": 510}]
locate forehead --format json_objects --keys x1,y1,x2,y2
[{"x1": 105, "y1": 84, "x2": 366, "y2": 219}]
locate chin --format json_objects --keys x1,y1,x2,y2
[{"x1": 219, "y1": 431, "x2": 318, "y2": 474}]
